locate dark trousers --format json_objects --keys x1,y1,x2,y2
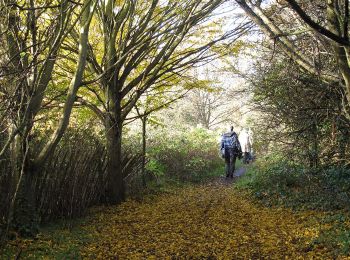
[
  {"x1": 243, "y1": 152, "x2": 250, "y2": 164},
  {"x1": 224, "y1": 148, "x2": 237, "y2": 178}
]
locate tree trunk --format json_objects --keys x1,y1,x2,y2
[
  {"x1": 309, "y1": 120, "x2": 319, "y2": 168},
  {"x1": 326, "y1": 0, "x2": 350, "y2": 112},
  {"x1": 105, "y1": 120, "x2": 125, "y2": 204},
  {"x1": 11, "y1": 169, "x2": 38, "y2": 237},
  {"x1": 104, "y1": 89, "x2": 125, "y2": 204},
  {"x1": 8, "y1": 133, "x2": 38, "y2": 237},
  {"x1": 141, "y1": 116, "x2": 147, "y2": 187},
  {"x1": 36, "y1": 0, "x2": 96, "y2": 166}
]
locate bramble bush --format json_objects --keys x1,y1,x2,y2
[
  {"x1": 236, "y1": 155, "x2": 350, "y2": 211},
  {"x1": 146, "y1": 127, "x2": 223, "y2": 183}
]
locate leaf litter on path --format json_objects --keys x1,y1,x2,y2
[
  {"x1": 81, "y1": 181, "x2": 338, "y2": 259},
  {"x1": 2, "y1": 173, "x2": 348, "y2": 259}
]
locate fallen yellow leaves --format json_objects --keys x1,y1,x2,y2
[
  {"x1": 80, "y1": 182, "x2": 341, "y2": 259},
  {"x1": 2, "y1": 181, "x2": 349, "y2": 259}
]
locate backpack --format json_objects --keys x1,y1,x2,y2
[
  {"x1": 221, "y1": 132, "x2": 241, "y2": 157},
  {"x1": 223, "y1": 132, "x2": 238, "y2": 149}
]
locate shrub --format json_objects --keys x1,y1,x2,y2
[
  {"x1": 236, "y1": 155, "x2": 350, "y2": 211},
  {"x1": 146, "y1": 158, "x2": 165, "y2": 179},
  {"x1": 146, "y1": 128, "x2": 223, "y2": 183}
]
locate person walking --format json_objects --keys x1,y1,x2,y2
[
  {"x1": 220, "y1": 126, "x2": 242, "y2": 178},
  {"x1": 239, "y1": 128, "x2": 253, "y2": 164}
]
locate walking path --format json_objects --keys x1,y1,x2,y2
[
  {"x1": 1, "y1": 168, "x2": 336, "y2": 259},
  {"x1": 78, "y1": 168, "x2": 330, "y2": 259}
]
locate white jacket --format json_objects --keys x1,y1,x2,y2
[{"x1": 239, "y1": 129, "x2": 252, "y2": 153}]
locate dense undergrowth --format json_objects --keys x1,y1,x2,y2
[
  {"x1": 236, "y1": 155, "x2": 350, "y2": 255},
  {"x1": 236, "y1": 155, "x2": 350, "y2": 211},
  {"x1": 139, "y1": 128, "x2": 224, "y2": 189}
]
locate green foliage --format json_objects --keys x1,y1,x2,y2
[
  {"x1": 250, "y1": 57, "x2": 350, "y2": 164},
  {"x1": 146, "y1": 127, "x2": 223, "y2": 183},
  {"x1": 145, "y1": 158, "x2": 165, "y2": 178},
  {"x1": 236, "y1": 155, "x2": 350, "y2": 255},
  {"x1": 236, "y1": 155, "x2": 350, "y2": 211}
]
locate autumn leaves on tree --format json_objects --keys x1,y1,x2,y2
[
  {"x1": 2, "y1": 2, "x2": 350, "y2": 257},
  {"x1": 0, "y1": 0, "x2": 250, "y2": 236}
]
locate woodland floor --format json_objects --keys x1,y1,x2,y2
[{"x1": 2, "y1": 168, "x2": 349, "y2": 259}]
